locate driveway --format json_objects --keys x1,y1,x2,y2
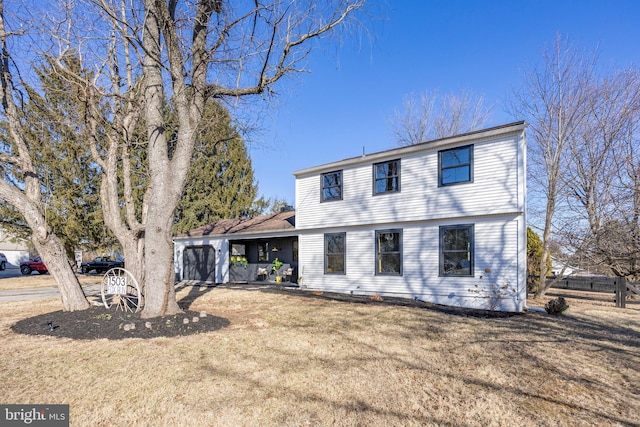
[
  {"x1": 0, "y1": 284, "x2": 102, "y2": 303},
  {"x1": 0, "y1": 267, "x2": 25, "y2": 279}
]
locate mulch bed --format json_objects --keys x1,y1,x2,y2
[
  {"x1": 11, "y1": 305, "x2": 230, "y2": 340},
  {"x1": 10, "y1": 283, "x2": 525, "y2": 341}
]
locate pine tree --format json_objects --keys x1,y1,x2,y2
[
  {"x1": 0, "y1": 55, "x2": 108, "y2": 257},
  {"x1": 174, "y1": 101, "x2": 257, "y2": 233}
]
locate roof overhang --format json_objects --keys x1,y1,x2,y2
[
  {"x1": 174, "y1": 228, "x2": 298, "y2": 241},
  {"x1": 293, "y1": 121, "x2": 526, "y2": 177}
]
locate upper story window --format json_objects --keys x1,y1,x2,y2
[
  {"x1": 439, "y1": 145, "x2": 473, "y2": 186},
  {"x1": 321, "y1": 170, "x2": 343, "y2": 202},
  {"x1": 373, "y1": 159, "x2": 400, "y2": 195},
  {"x1": 324, "y1": 233, "x2": 346, "y2": 274},
  {"x1": 375, "y1": 229, "x2": 402, "y2": 275},
  {"x1": 440, "y1": 224, "x2": 474, "y2": 276}
]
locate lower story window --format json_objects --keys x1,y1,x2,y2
[
  {"x1": 325, "y1": 233, "x2": 346, "y2": 274},
  {"x1": 440, "y1": 224, "x2": 474, "y2": 276},
  {"x1": 376, "y1": 229, "x2": 402, "y2": 275},
  {"x1": 258, "y1": 242, "x2": 268, "y2": 262}
]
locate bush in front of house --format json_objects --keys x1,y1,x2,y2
[{"x1": 545, "y1": 297, "x2": 569, "y2": 315}]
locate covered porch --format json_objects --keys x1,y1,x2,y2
[
  {"x1": 173, "y1": 210, "x2": 298, "y2": 285},
  {"x1": 228, "y1": 237, "x2": 298, "y2": 284}
]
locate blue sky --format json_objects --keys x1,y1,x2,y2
[{"x1": 248, "y1": 0, "x2": 640, "y2": 205}]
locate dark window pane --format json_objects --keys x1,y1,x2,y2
[
  {"x1": 441, "y1": 147, "x2": 470, "y2": 167},
  {"x1": 375, "y1": 230, "x2": 402, "y2": 275},
  {"x1": 440, "y1": 225, "x2": 473, "y2": 276},
  {"x1": 378, "y1": 254, "x2": 401, "y2": 273},
  {"x1": 443, "y1": 253, "x2": 471, "y2": 275},
  {"x1": 322, "y1": 171, "x2": 342, "y2": 201},
  {"x1": 258, "y1": 243, "x2": 268, "y2": 262},
  {"x1": 379, "y1": 232, "x2": 400, "y2": 252},
  {"x1": 323, "y1": 187, "x2": 341, "y2": 200},
  {"x1": 443, "y1": 228, "x2": 470, "y2": 250},
  {"x1": 326, "y1": 255, "x2": 345, "y2": 273},
  {"x1": 442, "y1": 166, "x2": 470, "y2": 185},
  {"x1": 376, "y1": 177, "x2": 398, "y2": 193},
  {"x1": 440, "y1": 145, "x2": 472, "y2": 185},
  {"x1": 326, "y1": 235, "x2": 345, "y2": 253},
  {"x1": 325, "y1": 233, "x2": 345, "y2": 274},
  {"x1": 323, "y1": 173, "x2": 340, "y2": 187},
  {"x1": 374, "y1": 160, "x2": 400, "y2": 194}
]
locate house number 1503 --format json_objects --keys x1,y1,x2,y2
[{"x1": 107, "y1": 276, "x2": 127, "y2": 294}]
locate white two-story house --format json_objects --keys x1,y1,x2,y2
[{"x1": 174, "y1": 121, "x2": 527, "y2": 312}]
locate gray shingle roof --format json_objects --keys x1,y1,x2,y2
[{"x1": 176, "y1": 210, "x2": 295, "y2": 238}]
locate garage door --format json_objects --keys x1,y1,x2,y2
[{"x1": 183, "y1": 246, "x2": 216, "y2": 282}]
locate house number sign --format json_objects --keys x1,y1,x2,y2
[{"x1": 106, "y1": 276, "x2": 127, "y2": 295}]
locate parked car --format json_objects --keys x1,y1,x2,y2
[
  {"x1": 0, "y1": 252, "x2": 7, "y2": 271},
  {"x1": 20, "y1": 257, "x2": 48, "y2": 275},
  {"x1": 80, "y1": 256, "x2": 124, "y2": 274}
]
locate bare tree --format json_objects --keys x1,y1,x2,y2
[
  {"x1": 509, "y1": 34, "x2": 597, "y2": 297},
  {"x1": 564, "y1": 68, "x2": 640, "y2": 280},
  {"x1": 42, "y1": 0, "x2": 366, "y2": 317},
  {"x1": 391, "y1": 88, "x2": 492, "y2": 146},
  {"x1": 0, "y1": 0, "x2": 89, "y2": 311}
]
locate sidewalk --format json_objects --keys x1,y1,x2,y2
[{"x1": 0, "y1": 284, "x2": 102, "y2": 303}]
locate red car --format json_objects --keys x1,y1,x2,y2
[{"x1": 20, "y1": 257, "x2": 48, "y2": 275}]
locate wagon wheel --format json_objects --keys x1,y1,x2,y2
[{"x1": 101, "y1": 268, "x2": 143, "y2": 313}]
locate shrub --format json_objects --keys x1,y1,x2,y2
[{"x1": 545, "y1": 297, "x2": 569, "y2": 315}]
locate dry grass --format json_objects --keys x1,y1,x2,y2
[
  {"x1": 1, "y1": 285, "x2": 639, "y2": 427},
  {"x1": 0, "y1": 273, "x2": 99, "y2": 290}
]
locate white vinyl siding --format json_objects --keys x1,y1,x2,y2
[
  {"x1": 296, "y1": 134, "x2": 523, "y2": 230},
  {"x1": 298, "y1": 216, "x2": 524, "y2": 311}
]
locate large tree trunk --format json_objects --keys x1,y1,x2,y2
[
  {"x1": 33, "y1": 233, "x2": 90, "y2": 311},
  {"x1": 0, "y1": 184, "x2": 90, "y2": 311},
  {"x1": 120, "y1": 234, "x2": 145, "y2": 296},
  {"x1": 27, "y1": 202, "x2": 90, "y2": 311},
  {"x1": 138, "y1": 0, "x2": 189, "y2": 318},
  {"x1": 534, "y1": 185, "x2": 556, "y2": 299},
  {"x1": 140, "y1": 204, "x2": 181, "y2": 318}
]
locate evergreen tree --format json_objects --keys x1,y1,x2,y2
[
  {"x1": 0, "y1": 55, "x2": 109, "y2": 257},
  {"x1": 247, "y1": 196, "x2": 291, "y2": 217},
  {"x1": 527, "y1": 227, "x2": 545, "y2": 277},
  {"x1": 174, "y1": 101, "x2": 257, "y2": 233},
  {"x1": 527, "y1": 227, "x2": 552, "y2": 291}
]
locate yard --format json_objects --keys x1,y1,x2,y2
[{"x1": 0, "y1": 279, "x2": 638, "y2": 426}]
